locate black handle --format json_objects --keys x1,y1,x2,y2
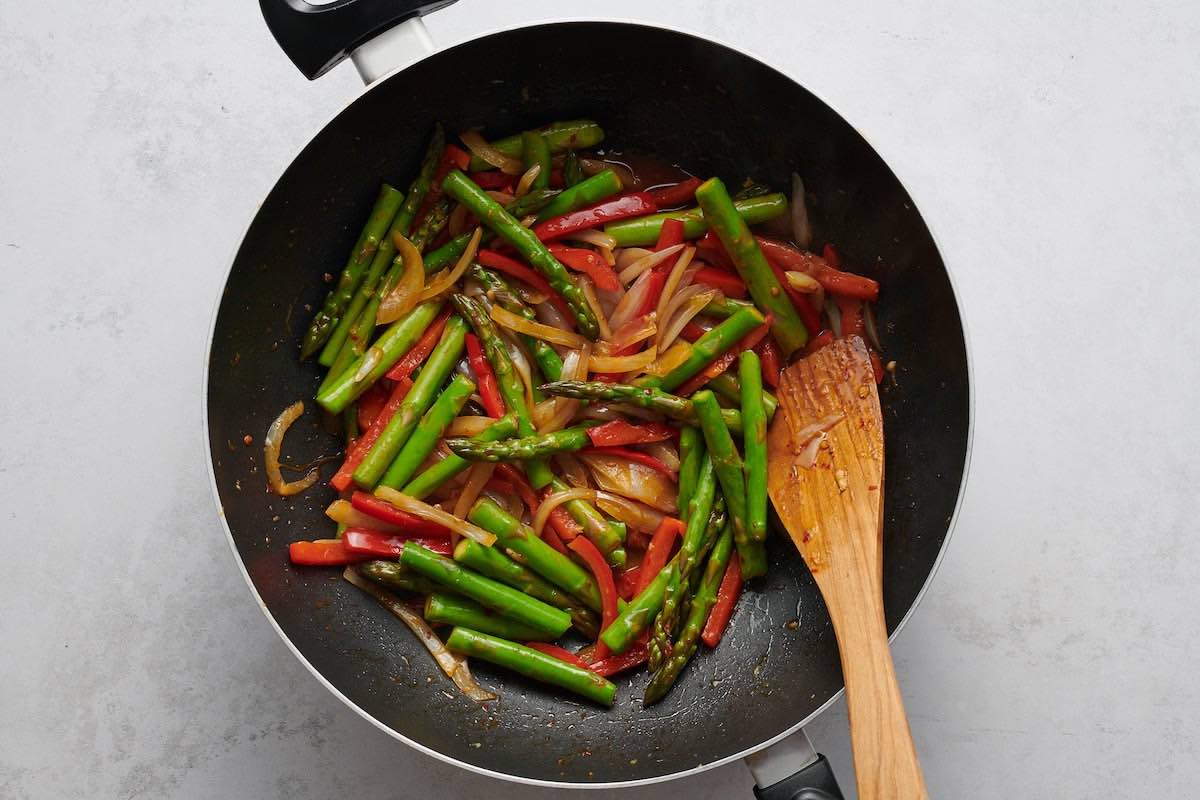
[
  {"x1": 753, "y1": 754, "x2": 845, "y2": 800},
  {"x1": 259, "y1": 0, "x2": 457, "y2": 79}
]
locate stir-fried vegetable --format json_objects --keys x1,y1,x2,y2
[{"x1": 277, "y1": 118, "x2": 887, "y2": 706}]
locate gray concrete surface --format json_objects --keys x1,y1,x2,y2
[{"x1": 2, "y1": 1, "x2": 1198, "y2": 797}]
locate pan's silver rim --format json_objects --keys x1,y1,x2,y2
[{"x1": 203, "y1": 14, "x2": 975, "y2": 790}]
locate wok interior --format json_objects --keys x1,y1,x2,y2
[{"x1": 207, "y1": 22, "x2": 968, "y2": 784}]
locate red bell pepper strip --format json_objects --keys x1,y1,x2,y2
[
  {"x1": 569, "y1": 535, "x2": 619, "y2": 660},
  {"x1": 701, "y1": 553, "x2": 743, "y2": 647},
  {"x1": 547, "y1": 244, "x2": 621, "y2": 291},
  {"x1": 586, "y1": 419, "x2": 677, "y2": 447},
  {"x1": 680, "y1": 320, "x2": 710, "y2": 342},
  {"x1": 356, "y1": 383, "x2": 389, "y2": 430},
  {"x1": 625, "y1": 530, "x2": 652, "y2": 551},
  {"x1": 755, "y1": 336, "x2": 783, "y2": 388},
  {"x1": 578, "y1": 446, "x2": 677, "y2": 480},
  {"x1": 523, "y1": 642, "x2": 596, "y2": 672},
  {"x1": 696, "y1": 229, "x2": 735, "y2": 269},
  {"x1": 350, "y1": 491, "x2": 451, "y2": 537},
  {"x1": 590, "y1": 643, "x2": 649, "y2": 676},
  {"x1": 821, "y1": 243, "x2": 841, "y2": 267},
  {"x1": 331, "y1": 377, "x2": 413, "y2": 492},
  {"x1": 548, "y1": 167, "x2": 565, "y2": 189},
  {"x1": 765, "y1": 254, "x2": 823, "y2": 337},
  {"x1": 835, "y1": 294, "x2": 864, "y2": 338},
  {"x1": 288, "y1": 539, "x2": 371, "y2": 566},
  {"x1": 465, "y1": 333, "x2": 506, "y2": 417},
  {"x1": 466, "y1": 170, "x2": 513, "y2": 190},
  {"x1": 757, "y1": 236, "x2": 879, "y2": 301},
  {"x1": 647, "y1": 177, "x2": 702, "y2": 208},
  {"x1": 693, "y1": 266, "x2": 748, "y2": 298},
  {"x1": 476, "y1": 249, "x2": 576, "y2": 322},
  {"x1": 342, "y1": 527, "x2": 452, "y2": 557},
  {"x1": 674, "y1": 314, "x2": 774, "y2": 398},
  {"x1": 616, "y1": 564, "x2": 642, "y2": 601},
  {"x1": 533, "y1": 192, "x2": 658, "y2": 242},
  {"x1": 386, "y1": 307, "x2": 451, "y2": 380},
  {"x1": 635, "y1": 517, "x2": 685, "y2": 595},
  {"x1": 803, "y1": 329, "x2": 835, "y2": 357}
]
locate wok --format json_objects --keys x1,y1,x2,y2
[{"x1": 205, "y1": 3, "x2": 971, "y2": 794}]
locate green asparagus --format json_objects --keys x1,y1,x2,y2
[
  {"x1": 709, "y1": 372, "x2": 777, "y2": 419},
  {"x1": 303, "y1": 183, "x2": 404, "y2": 359},
  {"x1": 469, "y1": 265, "x2": 564, "y2": 382},
  {"x1": 563, "y1": 150, "x2": 583, "y2": 187},
  {"x1": 446, "y1": 627, "x2": 616, "y2": 706},
  {"x1": 677, "y1": 425, "x2": 705, "y2": 517},
  {"x1": 695, "y1": 177, "x2": 808, "y2": 355},
  {"x1": 539, "y1": 380, "x2": 743, "y2": 432},
  {"x1": 547, "y1": 476, "x2": 627, "y2": 568},
  {"x1": 351, "y1": 315, "x2": 467, "y2": 488},
  {"x1": 424, "y1": 593, "x2": 552, "y2": 641},
  {"x1": 442, "y1": 170, "x2": 599, "y2": 338},
  {"x1": 533, "y1": 169, "x2": 622, "y2": 222},
  {"x1": 356, "y1": 559, "x2": 441, "y2": 595},
  {"x1": 399, "y1": 543, "x2": 571, "y2": 638},
  {"x1": 377, "y1": 373, "x2": 475, "y2": 490},
  {"x1": 739, "y1": 351, "x2": 769, "y2": 544},
  {"x1": 521, "y1": 131, "x2": 551, "y2": 191},
  {"x1": 400, "y1": 414, "x2": 518, "y2": 500},
  {"x1": 603, "y1": 193, "x2": 787, "y2": 247},
  {"x1": 446, "y1": 423, "x2": 598, "y2": 462},
  {"x1": 467, "y1": 119, "x2": 604, "y2": 171}
]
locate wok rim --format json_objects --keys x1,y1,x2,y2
[{"x1": 202, "y1": 15, "x2": 975, "y2": 789}]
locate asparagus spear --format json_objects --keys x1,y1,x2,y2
[
  {"x1": 399, "y1": 543, "x2": 571, "y2": 638},
  {"x1": 652, "y1": 457, "x2": 718, "y2": 652},
  {"x1": 468, "y1": 498, "x2": 602, "y2": 611},
  {"x1": 563, "y1": 150, "x2": 583, "y2": 187},
  {"x1": 521, "y1": 131, "x2": 551, "y2": 191},
  {"x1": 424, "y1": 593, "x2": 553, "y2": 642},
  {"x1": 445, "y1": 422, "x2": 598, "y2": 462},
  {"x1": 424, "y1": 231, "x2": 474, "y2": 274},
  {"x1": 400, "y1": 414, "x2": 518, "y2": 500},
  {"x1": 453, "y1": 539, "x2": 599, "y2": 638},
  {"x1": 635, "y1": 307, "x2": 764, "y2": 393},
  {"x1": 539, "y1": 380, "x2": 743, "y2": 432},
  {"x1": 695, "y1": 177, "x2": 808, "y2": 355},
  {"x1": 303, "y1": 184, "x2": 404, "y2": 359},
  {"x1": 547, "y1": 475, "x2": 627, "y2": 568},
  {"x1": 409, "y1": 196, "x2": 453, "y2": 252},
  {"x1": 704, "y1": 296, "x2": 755, "y2": 319},
  {"x1": 600, "y1": 556, "x2": 677, "y2": 654},
  {"x1": 603, "y1": 193, "x2": 787, "y2": 247},
  {"x1": 533, "y1": 169, "x2": 622, "y2": 222},
  {"x1": 442, "y1": 170, "x2": 599, "y2": 338},
  {"x1": 644, "y1": 522, "x2": 735, "y2": 705},
  {"x1": 450, "y1": 294, "x2": 553, "y2": 487},
  {"x1": 693, "y1": 390, "x2": 767, "y2": 578},
  {"x1": 466, "y1": 119, "x2": 604, "y2": 171},
  {"x1": 316, "y1": 299, "x2": 443, "y2": 413},
  {"x1": 709, "y1": 372, "x2": 777, "y2": 419},
  {"x1": 649, "y1": 497, "x2": 725, "y2": 671},
  {"x1": 445, "y1": 627, "x2": 616, "y2": 706},
  {"x1": 469, "y1": 265, "x2": 564, "y2": 382},
  {"x1": 504, "y1": 188, "x2": 560, "y2": 219},
  {"x1": 739, "y1": 351, "x2": 769, "y2": 544},
  {"x1": 677, "y1": 425, "x2": 705, "y2": 516},
  {"x1": 356, "y1": 559, "x2": 441, "y2": 595},
  {"x1": 351, "y1": 315, "x2": 468, "y2": 488},
  {"x1": 393, "y1": 123, "x2": 445, "y2": 240},
  {"x1": 377, "y1": 373, "x2": 475, "y2": 490}
]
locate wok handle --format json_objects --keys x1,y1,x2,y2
[
  {"x1": 258, "y1": 0, "x2": 457, "y2": 80},
  {"x1": 753, "y1": 755, "x2": 844, "y2": 800},
  {"x1": 746, "y1": 729, "x2": 845, "y2": 800}
]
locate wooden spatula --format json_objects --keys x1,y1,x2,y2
[{"x1": 767, "y1": 336, "x2": 928, "y2": 800}]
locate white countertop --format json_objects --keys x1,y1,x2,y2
[{"x1": 3, "y1": 1, "x2": 1198, "y2": 797}]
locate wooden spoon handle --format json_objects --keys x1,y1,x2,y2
[{"x1": 823, "y1": 578, "x2": 928, "y2": 800}]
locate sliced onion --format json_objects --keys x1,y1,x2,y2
[
  {"x1": 863, "y1": 302, "x2": 884, "y2": 353},
  {"x1": 514, "y1": 164, "x2": 542, "y2": 198},
  {"x1": 595, "y1": 491, "x2": 666, "y2": 533},
  {"x1": 535, "y1": 343, "x2": 591, "y2": 432},
  {"x1": 824, "y1": 296, "x2": 843, "y2": 339},
  {"x1": 617, "y1": 244, "x2": 684, "y2": 286},
  {"x1": 579, "y1": 157, "x2": 639, "y2": 188},
  {"x1": 377, "y1": 233, "x2": 424, "y2": 324},
  {"x1": 490, "y1": 305, "x2": 587, "y2": 349},
  {"x1": 534, "y1": 299, "x2": 573, "y2": 336},
  {"x1": 554, "y1": 454, "x2": 590, "y2": 489},
  {"x1": 791, "y1": 172, "x2": 813, "y2": 251},
  {"x1": 486, "y1": 190, "x2": 516, "y2": 206},
  {"x1": 615, "y1": 247, "x2": 653, "y2": 272},
  {"x1": 453, "y1": 462, "x2": 497, "y2": 538},
  {"x1": 373, "y1": 486, "x2": 496, "y2": 546},
  {"x1": 589, "y1": 347, "x2": 657, "y2": 373},
  {"x1": 792, "y1": 413, "x2": 845, "y2": 469},
  {"x1": 578, "y1": 277, "x2": 612, "y2": 341},
  {"x1": 511, "y1": 282, "x2": 548, "y2": 306},
  {"x1": 460, "y1": 130, "x2": 522, "y2": 175},
  {"x1": 421, "y1": 227, "x2": 482, "y2": 302},
  {"x1": 784, "y1": 270, "x2": 822, "y2": 293},
  {"x1": 448, "y1": 203, "x2": 470, "y2": 236},
  {"x1": 580, "y1": 453, "x2": 678, "y2": 513},
  {"x1": 598, "y1": 313, "x2": 657, "y2": 354},
  {"x1": 532, "y1": 487, "x2": 597, "y2": 537},
  {"x1": 343, "y1": 567, "x2": 496, "y2": 703},
  {"x1": 642, "y1": 441, "x2": 680, "y2": 472},
  {"x1": 643, "y1": 340, "x2": 692, "y2": 377},
  {"x1": 264, "y1": 401, "x2": 320, "y2": 496},
  {"x1": 565, "y1": 229, "x2": 618, "y2": 250},
  {"x1": 447, "y1": 415, "x2": 496, "y2": 437},
  {"x1": 502, "y1": 333, "x2": 536, "y2": 409},
  {"x1": 326, "y1": 499, "x2": 405, "y2": 532},
  {"x1": 653, "y1": 246, "x2": 697, "y2": 335},
  {"x1": 608, "y1": 268, "x2": 655, "y2": 333},
  {"x1": 658, "y1": 286, "x2": 717, "y2": 351}
]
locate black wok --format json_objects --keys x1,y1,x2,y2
[{"x1": 206, "y1": 4, "x2": 971, "y2": 792}]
